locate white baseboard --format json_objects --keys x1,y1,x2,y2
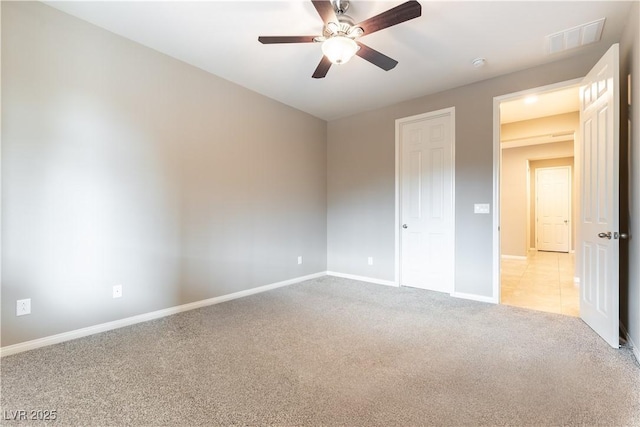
[
  {"x1": 326, "y1": 271, "x2": 398, "y2": 287},
  {"x1": 501, "y1": 254, "x2": 527, "y2": 260},
  {"x1": 326, "y1": 272, "x2": 496, "y2": 303},
  {"x1": 621, "y1": 323, "x2": 640, "y2": 363},
  {"x1": 451, "y1": 292, "x2": 498, "y2": 304},
  {"x1": 631, "y1": 338, "x2": 639, "y2": 364},
  {"x1": 0, "y1": 272, "x2": 326, "y2": 358}
]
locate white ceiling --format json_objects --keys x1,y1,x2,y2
[
  {"x1": 45, "y1": 1, "x2": 633, "y2": 121},
  {"x1": 500, "y1": 85, "x2": 580, "y2": 124}
]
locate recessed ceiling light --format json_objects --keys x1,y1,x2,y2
[
  {"x1": 471, "y1": 57, "x2": 486, "y2": 68},
  {"x1": 524, "y1": 95, "x2": 538, "y2": 104}
]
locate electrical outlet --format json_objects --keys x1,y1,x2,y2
[
  {"x1": 16, "y1": 299, "x2": 31, "y2": 316},
  {"x1": 368, "y1": 257, "x2": 373, "y2": 266},
  {"x1": 297, "y1": 256, "x2": 303, "y2": 265},
  {"x1": 113, "y1": 285, "x2": 123, "y2": 299}
]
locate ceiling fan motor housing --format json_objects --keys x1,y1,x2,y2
[
  {"x1": 332, "y1": 0, "x2": 350, "y2": 15},
  {"x1": 324, "y1": 20, "x2": 360, "y2": 38}
]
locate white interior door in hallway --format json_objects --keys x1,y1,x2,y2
[
  {"x1": 536, "y1": 166, "x2": 571, "y2": 253},
  {"x1": 579, "y1": 43, "x2": 621, "y2": 349},
  {"x1": 396, "y1": 108, "x2": 455, "y2": 293}
]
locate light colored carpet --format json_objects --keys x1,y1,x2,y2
[{"x1": 1, "y1": 276, "x2": 639, "y2": 426}]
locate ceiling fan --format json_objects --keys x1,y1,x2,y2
[{"x1": 258, "y1": 0, "x2": 422, "y2": 79}]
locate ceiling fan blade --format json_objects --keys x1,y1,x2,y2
[
  {"x1": 311, "y1": 0, "x2": 338, "y2": 24},
  {"x1": 312, "y1": 56, "x2": 332, "y2": 79},
  {"x1": 258, "y1": 36, "x2": 317, "y2": 44},
  {"x1": 355, "y1": 0, "x2": 422, "y2": 36},
  {"x1": 356, "y1": 42, "x2": 398, "y2": 71}
]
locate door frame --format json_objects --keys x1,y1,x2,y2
[
  {"x1": 534, "y1": 165, "x2": 572, "y2": 253},
  {"x1": 395, "y1": 107, "x2": 456, "y2": 291},
  {"x1": 492, "y1": 79, "x2": 582, "y2": 302}
]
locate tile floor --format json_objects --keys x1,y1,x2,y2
[{"x1": 501, "y1": 250, "x2": 579, "y2": 317}]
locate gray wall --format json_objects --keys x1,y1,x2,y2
[
  {"x1": 328, "y1": 49, "x2": 609, "y2": 298},
  {"x1": 1, "y1": 2, "x2": 327, "y2": 347},
  {"x1": 620, "y1": 1, "x2": 640, "y2": 355}
]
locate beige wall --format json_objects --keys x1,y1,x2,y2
[
  {"x1": 501, "y1": 112, "x2": 579, "y2": 141},
  {"x1": 501, "y1": 142, "x2": 575, "y2": 257},
  {"x1": 500, "y1": 113, "x2": 579, "y2": 257},
  {"x1": 1, "y1": 2, "x2": 327, "y2": 347},
  {"x1": 529, "y1": 157, "x2": 575, "y2": 251}
]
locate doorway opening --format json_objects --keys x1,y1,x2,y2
[
  {"x1": 493, "y1": 45, "x2": 621, "y2": 348},
  {"x1": 495, "y1": 81, "x2": 581, "y2": 316}
]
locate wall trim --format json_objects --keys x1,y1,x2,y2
[
  {"x1": 630, "y1": 337, "x2": 639, "y2": 364},
  {"x1": 452, "y1": 292, "x2": 498, "y2": 304},
  {"x1": 0, "y1": 272, "x2": 326, "y2": 357},
  {"x1": 326, "y1": 271, "x2": 398, "y2": 287},
  {"x1": 621, "y1": 323, "x2": 640, "y2": 364},
  {"x1": 501, "y1": 254, "x2": 527, "y2": 260},
  {"x1": 326, "y1": 272, "x2": 499, "y2": 304},
  {"x1": 1, "y1": 271, "x2": 514, "y2": 357},
  {"x1": 501, "y1": 131, "x2": 575, "y2": 149}
]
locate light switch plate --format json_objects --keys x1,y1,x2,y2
[
  {"x1": 17, "y1": 299, "x2": 31, "y2": 316},
  {"x1": 474, "y1": 203, "x2": 490, "y2": 214}
]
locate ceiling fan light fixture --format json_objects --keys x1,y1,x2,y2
[{"x1": 322, "y1": 35, "x2": 359, "y2": 65}]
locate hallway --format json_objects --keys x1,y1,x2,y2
[{"x1": 501, "y1": 251, "x2": 578, "y2": 316}]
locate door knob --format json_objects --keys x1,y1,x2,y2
[
  {"x1": 616, "y1": 232, "x2": 629, "y2": 239},
  {"x1": 402, "y1": 224, "x2": 408, "y2": 229},
  {"x1": 598, "y1": 232, "x2": 612, "y2": 239}
]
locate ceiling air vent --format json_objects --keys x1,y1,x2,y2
[{"x1": 546, "y1": 18, "x2": 605, "y2": 54}]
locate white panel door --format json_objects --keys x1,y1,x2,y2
[
  {"x1": 536, "y1": 167, "x2": 571, "y2": 252},
  {"x1": 399, "y1": 109, "x2": 454, "y2": 293},
  {"x1": 579, "y1": 44, "x2": 620, "y2": 348}
]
